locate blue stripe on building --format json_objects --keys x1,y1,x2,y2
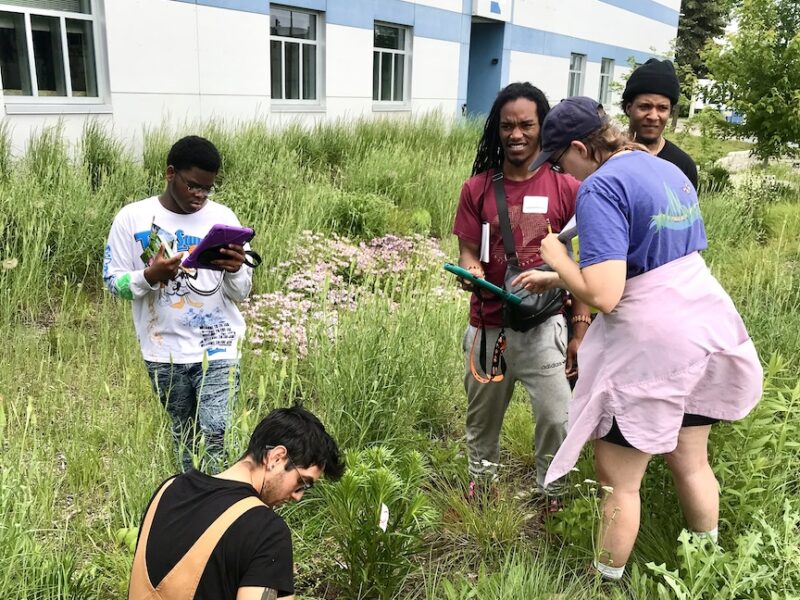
[
  {"x1": 597, "y1": 0, "x2": 680, "y2": 27},
  {"x1": 508, "y1": 25, "x2": 654, "y2": 65},
  {"x1": 175, "y1": 0, "x2": 679, "y2": 29},
  {"x1": 172, "y1": 0, "x2": 659, "y2": 76},
  {"x1": 171, "y1": 0, "x2": 270, "y2": 15}
]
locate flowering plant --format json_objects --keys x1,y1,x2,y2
[{"x1": 241, "y1": 231, "x2": 449, "y2": 359}]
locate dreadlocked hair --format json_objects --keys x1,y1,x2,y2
[
  {"x1": 471, "y1": 82, "x2": 551, "y2": 176},
  {"x1": 578, "y1": 109, "x2": 649, "y2": 165}
]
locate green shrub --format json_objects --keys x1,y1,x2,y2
[
  {"x1": 698, "y1": 164, "x2": 731, "y2": 194},
  {"x1": 0, "y1": 119, "x2": 11, "y2": 183},
  {"x1": 318, "y1": 446, "x2": 436, "y2": 600},
  {"x1": 25, "y1": 123, "x2": 70, "y2": 190},
  {"x1": 328, "y1": 191, "x2": 394, "y2": 238},
  {"x1": 81, "y1": 120, "x2": 124, "y2": 190}
]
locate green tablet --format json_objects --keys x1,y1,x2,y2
[{"x1": 444, "y1": 263, "x2": 523, "y2": 305}]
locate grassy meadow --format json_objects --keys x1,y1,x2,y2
[{"x1": 0, "y1": 117, "x2": 798, "y2": 599}]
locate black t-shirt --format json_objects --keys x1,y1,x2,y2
[
  {"x1": 658, "y1": 139, "x2": 698, "y2": 190},
  {"x1": 140, "y1": 470, "x2": 293, "y2": 599}
]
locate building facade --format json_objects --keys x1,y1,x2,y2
[{"x1": 0, "y1": 0, "x2": 681, "y2": 150}]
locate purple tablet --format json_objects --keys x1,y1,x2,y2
[{"x1": 182, "y1": 224, "x2": 255, "y2": 270}]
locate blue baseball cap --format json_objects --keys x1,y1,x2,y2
[{"x1": 529, "y1": 96, "x2": 605, "y2": 172}]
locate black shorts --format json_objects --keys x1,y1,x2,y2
[{"x1": 601, "y1": 414, "x2": 720, "y2": 449}]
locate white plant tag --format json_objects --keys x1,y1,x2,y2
[
  {"x1": 378, "y1": 503, "x2": 389, "y2": 532},
  {"x1": 522, "y1": 195, "x2": 548, "y2": 214},
  {"x1": 480, "y1": 222, "x2": 490, "y2": 262}
]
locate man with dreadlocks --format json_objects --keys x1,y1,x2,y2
[{"x1": 453, "y1": 82, "x2": 591, "y2": 505}]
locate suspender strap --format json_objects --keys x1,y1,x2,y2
[
  {"x1": 129, "y1": 479, "x2": 264, "y2": 600},
  {"x1": 129, "y1": 478, "x2": 176, "y2": 600},
  {"x1": 156, "y1": 496, "x2": 263, "y2": 599},
  {"x1": 492, "y1": 172, "x2": 519, "y2": 266}
]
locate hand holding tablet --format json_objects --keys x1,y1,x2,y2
[
  {"x1": 444, "y1": 263, "x2": 523, "y2": 305},
  {"x1": 182, "y1": 224, "x2": 261, "y2": 270}
]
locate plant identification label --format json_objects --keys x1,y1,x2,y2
[
  {"x1": 522, "y1": 195, "x2": 548, "y2": 214},
  {"x1": 480, "y1": 222, "x2": 490, "y2": 262},
  {"x1": 378, "y1": 503, "x2": 389, "y2": 532}
]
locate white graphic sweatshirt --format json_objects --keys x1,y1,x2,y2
[{"x1": 103, "y1": 196, "x2": 253, "y2": 364}]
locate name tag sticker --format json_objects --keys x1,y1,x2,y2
[{"x1": 523, "y1": 195, "x2": 548, "y2": 214}]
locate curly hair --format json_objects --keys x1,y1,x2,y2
[
  {"x1": 471, "y1": 82, "x2": 551, "y2": 176},
  {"x1": 166, "y1": 135, "x2": 221, "y2": 173}
]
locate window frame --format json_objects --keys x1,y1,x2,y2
[
  {"x1": 0, "y1": 0, "x2": 111, "y2": 113},
  {"x1": 372, "y1": 21, "x2": 412, "y2": 110},
  {"x1": 269, "y1": 4, "x2": 324, "y2": 109},
  {"x1": 598, "y1": 57, "x2": 614, "y2": 105},
  {"x1": 567, "y1": 52, "x2": 586, "y2": 97}
]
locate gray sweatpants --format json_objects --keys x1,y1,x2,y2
[{"x1": 463, "y1": 315, "x2": 570, "y2": 495}]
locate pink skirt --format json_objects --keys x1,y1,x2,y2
[{"x1": 544, "y1": 252, "x2": 763, "y2": 486}]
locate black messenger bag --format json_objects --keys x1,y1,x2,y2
[{"x1": 492, "y1": 173, "x2": 563, "y2": 332}]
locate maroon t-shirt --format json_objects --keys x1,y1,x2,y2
[{"x1": 452, "y1": 168, "x2": 580, "y2": 327}]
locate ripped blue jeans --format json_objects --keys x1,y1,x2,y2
[{"x1": 145, "y1": 359, "x2": 240, "y2": 474}]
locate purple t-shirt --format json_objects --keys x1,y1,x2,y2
[{"x1": 577, "y1": 151, "x2": 707, "y2": 278}]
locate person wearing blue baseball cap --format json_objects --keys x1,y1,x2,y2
[{"x1": 519, "y1": 97, "x2": 763, "y2": 581}]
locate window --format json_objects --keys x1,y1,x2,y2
[
  {"x1": 373, "y1": 23, "x2": 410, "y2": 103},
  {"x1": 598, "y1": 58, "x2": 614, "y2": 105},
  {"x1": 0, "y1": 0, "x2": 99, "y2": 98},
  {"x1": 567, "y1": 53, "x2": 586, "y2": 97},
  {"x1": 270, "y1": 5, "x2": 320, "y2": 102}
]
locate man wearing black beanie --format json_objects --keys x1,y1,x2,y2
[{"x1": 621, "y1": 58, "x2": 698, "y2": 189}]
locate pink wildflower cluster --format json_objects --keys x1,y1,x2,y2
[{"x1": 243, "y1": 231, "x2": 447, "y2": 359}]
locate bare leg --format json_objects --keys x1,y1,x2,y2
[
  {"x1": 593, "y1": 439, "x2": 652, "y2": 569},
  {"x1": 664, "y1": 425, "x2": 719, "y2": 533}
]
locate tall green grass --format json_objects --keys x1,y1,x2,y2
[{"x1": 0, "y1": 118, "x2": 798, "y2": 598}]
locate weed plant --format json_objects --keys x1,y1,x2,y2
[{"x1": 0, "y1": 118, "x2": 797, "y2": 598}]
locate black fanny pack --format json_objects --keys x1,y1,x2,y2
[
  {"x1": 493, "y1": 173, "x2": 563, "y2": 332},
  {"x1": 503, "y1": 264, "x2": 563, "y2": 331}
]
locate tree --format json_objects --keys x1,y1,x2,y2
[
  {"x1": 675, "y1": 0, "x2": 732, "y2": 78},
  {"x1": 704, "y1": 0, "x2": 800, "y2": 161},
  {"x1": 672, "y1": 1, "x2": 734, "y2": 126}
]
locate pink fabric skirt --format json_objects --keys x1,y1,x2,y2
[{"x1": 544, "y1": 252, "x2": 763, "y2": 486}]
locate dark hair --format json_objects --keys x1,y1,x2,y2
[
  {"x1": 166, "y1": 135, "x2": 221, "y2": 173},
  {"x1": 471, "y1": 82, "x2": 551, "y2": 176},
  {"x1": 243, "y1": 406, "x2": 345, "y2": 481}
]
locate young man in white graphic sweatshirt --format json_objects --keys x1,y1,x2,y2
[{"x1": 104, "y1": 136, "x2": 252, "y2": 473}]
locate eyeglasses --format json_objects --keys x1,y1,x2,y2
[
  {"x1": 288, "y1": 460, "x2": 314, "y2": 494},
  {"x1": 264, "y1": 445, "x2": 314, "y2": 494},
  {"x1": 174, "y1": 170, "x2": 215, "y2": 196},
  {"x1": 549, "y1": 146, "x2": 570, "y2": 173}
]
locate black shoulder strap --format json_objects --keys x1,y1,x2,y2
[{"x1": 492, "y1": 172, "x2": 518, "y2": 266}]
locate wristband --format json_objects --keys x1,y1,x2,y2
[{"x1": 571, "y1": 314, "x2": 592, "y2": 326}]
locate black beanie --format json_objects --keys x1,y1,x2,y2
[{"x1": 622, "y1": 58, "x2": 680, "y2": 106}]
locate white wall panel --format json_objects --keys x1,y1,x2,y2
[
  {"x1": 512, "y1": 0, "x2": 675, "y2": 56},
  {"x1": 6, "y1": 114, "x2": 111, "y2": 156},
  {"x1": 411, "y1": 37, "x2": 460, "y2": 101},
  {"x1": 411, "y1": 98, "x2": 455, "y2": 115},
  {"x1": 104, "y1": 0, "x2": 200, "y2": 94},
  {"x1": 583, "y1": 61, "x2": 602, "y2": 103},
  {"x1": 196, "y1": 6, "x2": 271, "y2": 96},
  {"x1": 507, "y1": 52, "x2": 570, "y2": 107},
  {"x1": 107, "y1": 92, "x2": 203, "y2": 152},
  {"x1": 325, "y1": 24, "x2": 372, "y2": 99},
  {"x1": 326, "y1": 97, "x2": 372, "y2": 120}
]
